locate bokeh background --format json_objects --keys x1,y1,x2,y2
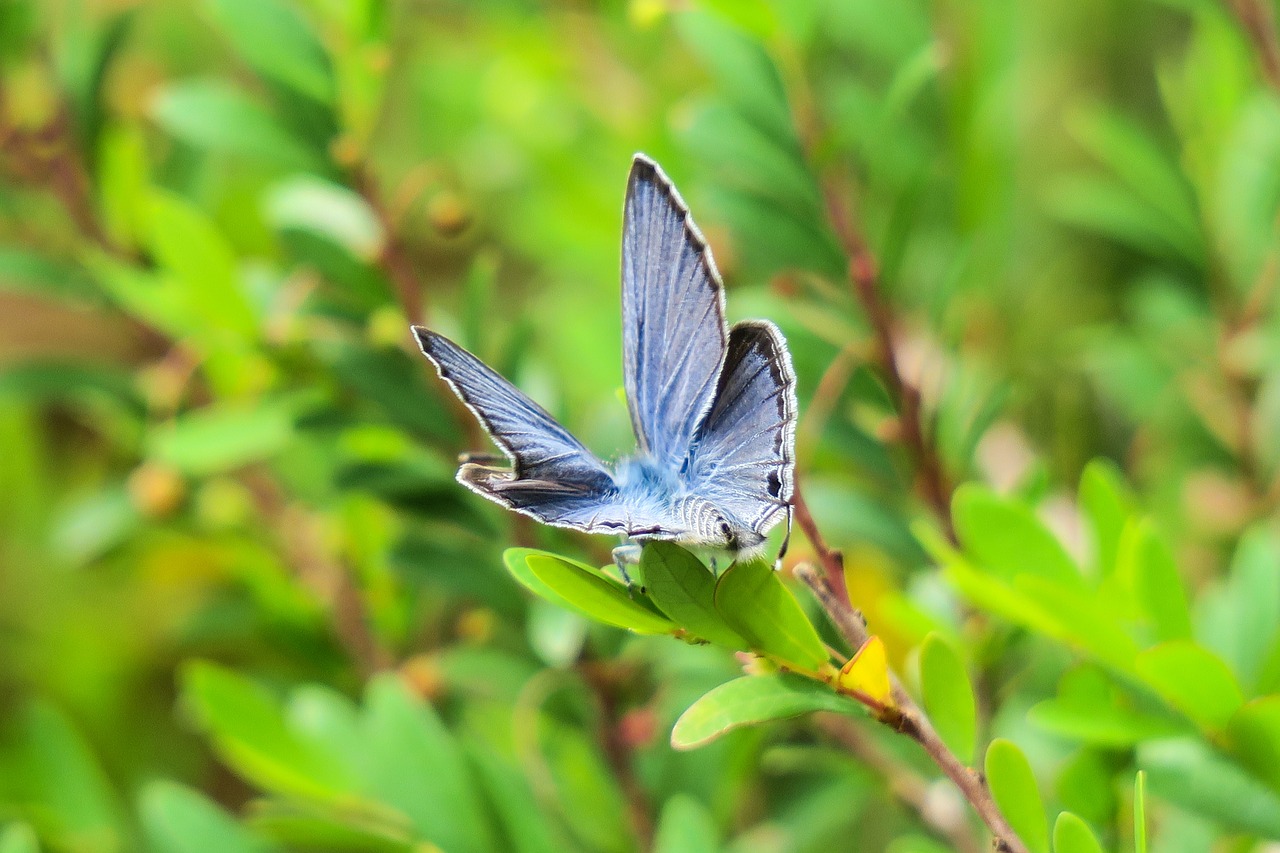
[{"x1": 3, "y1": 0, "x2": 1280, "y2": 851}]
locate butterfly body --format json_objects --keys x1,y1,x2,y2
[{"x1": 413, "y1": 154, "x2": 796, "y2": 562}]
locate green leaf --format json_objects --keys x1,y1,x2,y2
[
  {"x1": 466, "y1": 744, "x2": 564, "y2": 853},
  {"x1": 181, "y1": 662, "x2": 354, "y2": 801},
  {"x1": 526, "y1": 554, "x2": 677, "y2": 635},
  {"x1": 0, "y1": 246, "x2": 96, "y2": 301},
  {"x1": 919, "y1": 633, "x2": 976, "y2": 764},
  {"x1": 675, "y1": 11, "x2": 794, "y2": 145},
  {"x1": 1029, "y1": 667, "x2": 1185, "y2": 747},
  {"x1": 1052, "y1": 812, "x2": 1103, "y2": 853},
  {"x1": 1066, "y1": 106, "x2": 1203, "y2": 254},
  {"x1": 1078, "y1": 459, "x2": 1133, "y2": 577},
  {"x1": 1226, "y1": 696, "x2": 1280, "y2": 792},
  {"x1": 1201, "y1": 526, "x2": 1280, "y2": 689},
  {"x1": 953, "y1": 485, "x2": 1082, "y2": 588},
  {"x1": 1135, "y1": 641, "x2": 1244, "y2": 731},
  {"x1": 714, "y1": 558, "x2": 829, "y2": 670},
  {"x1": 539, "y1": 723, "x2": 631, "y2": 853},
  {"x1": 150, "y1": 79, "x2": 319, "y2": 169},
  {"x1": 0, "y1": 825, "x2": 39, "y2": 853},
  {"x1": 360, "y1": 676, "x2": 496, "y2": 853},
  {"x1": 1140, "y1": 739, "x2": 1280, "y2": 839},
  {"x1": 96, "y1": 122, "x2": 150, "y2": 249},
  {"x1": 671, "y1": 674, "x2": 860, "y2": 749},
  {"x1": 140, "y1": 781, "x2": 274, "y2": 853},
  {"x1": 203, "y1": 0, "x2": 333, "y2": 102},
  {"x1": 985, "y1": 739, "x2": 1049, "y2": 853},
  {"x1": 148, "y1": 397, "x2": 299, "y2": 476},
  {"x1": 503, "y1": 548, "x2": 598, "y2": 614},
  {"x1": 247, "y1": 800, "x2": 414, "y2": 853},
  {"x1": 143, "y1": 189, "x2": 258, "y2": 338},
  {"x1": 1134, "y1": 771, "x2": 1147, "y2": 853},
  {"x1": 1116, "y1": 520, "x2": 1192, "y2": 642},
  {"x1": 2, "y1": 700, "x2": 126, "y2": 850},
  {"x1": 640, "y1": 542, "x2": 747, "y2": 647},
  {"x1": 653, "y1": 795, "x2": 718, "y2": 853},
  {"x1": 265, "y1": 176, "x2": 384, "y2": 260}
]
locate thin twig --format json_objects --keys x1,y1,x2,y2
[
  {"x1": 791, "y1": 483, "x2": 850, "y2": 607},
  {"x1": 820, "y1": 181, "x2": 956, "y2": 543},
  {"x1": 351, "y1": 163, "x2": 427, "y2": 325},
  {"x1": 794, "y1": 564, "x2": 1027, "y2": 853}
]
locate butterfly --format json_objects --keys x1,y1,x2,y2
[{"x1": 411, "y1": 154, "x2": 797, "y2": 566}]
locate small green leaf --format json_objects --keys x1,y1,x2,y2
[
  {"x1": 953, "y1": 485, "x2": 1082, "y2": 588},
  {"x1": 715, "y1": 558, "x2": 829, "y2": 670},
  {"x1": 640, "y1": 542, "x2": 746, "y2": 647},
  {"x1": 1029, "y1": 666, "x2": 1186, "y2": 747},
  {"x1": 1052, "y1": 812, "x2": 1103, "y2": 853},
  {"x1": 653, "y1": 795, "x2": 719, "y2": 853},
  {"x1": 527, "y1": 554, "x2": 676, "y2": 635},
  {"x1": 203, "y1": 0, "x2": 333, "y2": 102},
  {"x1": 140, "y1": 781, "x2": 274, "y2": 853},
  {"x1": 247, "y1": 800, "x2": 414, "y2": 852},
  {"x1": 672, "y1": 674, "x2": 860, "y2": 749},
  {"x1": 3, "y1": 701, "x2": 126, "y2": 849},
  {"x1": 1134, "y1": 771, "x2": 1147, "y2": 853},
  {"x1": 144, "y1": 189, "x2": 258, "y2": 338},
  {"x1": 503, "y1": 548, "x2": 596, "y2": 611},
  {"x1": 265, "y1": 176, "x2": 384, "y2": 260},
  {"x1": 919, "y1": 633, "x2": 976, "y2": 764},
  {"x1": 1078, "y1": 459, "x2": 1133, "y2": 577},
  {"x1": 466, "y1": 743, "x2": 563, "y2": 853},
  {"x1": 1136, "y1": 641, "x2": 1244, "y2": 731},
  {"x1": 1140, "y1": 738, "x2": 1280, "y2": 838},
  {"x1": 360, "y1": 676, "x2": 496, "y2": 853},
  {"x1": 0, "y1": 825, "x2": 39, "y2": 853},
  {"x1": 181, "y1": 661, "x2": 353, "y2": 800},
  {"x1": 1226, "y1": 696, "x2": 1280, "y2": 791},
  {"x1": 150, "y1": 79, "x2": 319, "y2": 169},
  {"x1": 1116, "y1": 520, "x2": 1192, "y2": 642},
  {"x1": 985, "y1": 739, "x2": 1049, "y2": 853},
  {"x1": 148, "y1": 397, "x2": 299, "y2": 476}
]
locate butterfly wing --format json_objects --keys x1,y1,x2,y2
[
  {"x1": 414, "y1": 326, "x2": 653, "y2": 532},
  {"x1": 622, "y1": 154, "x2": 729, "y2": 472},
  {"x1": 686, "y1": 320, "x2": 798, "y2": 540}
]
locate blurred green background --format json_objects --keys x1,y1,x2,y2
[{"x1": 3, "y1": 0, "x2": 1280, "y2": 851}]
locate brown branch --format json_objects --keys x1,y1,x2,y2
[
  {"x1": 1228, "y1": 0, "x2": 1280, "y2": 90},
  {"x1": 0, "y1": 79, "x2": 116, "y2": 254},
  {"x1": 350, "y1": 163, "x2": 427, "y2": 325},
  {"x1": 819, "y1": 180, "x2": 957, "y2": 544},
  {"x1": 794, "y1": 564, "x2": 1027, "y2": 853},
  {"x1": 791, "y1": 483, "x2": 850, "y2": 609}
]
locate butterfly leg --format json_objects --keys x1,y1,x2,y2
[
  {"x1": 611, "y1": 543, "x2": 642, "y2": 588},
  {"x1": 773, "y1": 503, "x2": 794, "y2": 571}
]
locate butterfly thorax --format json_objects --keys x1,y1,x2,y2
[{"x1": 613, "y1": 454, "x2": 747, "y2": 549}]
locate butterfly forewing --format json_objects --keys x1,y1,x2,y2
[
  {"x1": 687, "y1": 320, "x2": 797, "y2": 536},
  {"x1": 621, "y1": 155, "x2": 729, "y2": 472}
]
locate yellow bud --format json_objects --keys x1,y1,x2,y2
[{"x1": 837, "y1": 635, "x2": 892, "y2": 708}]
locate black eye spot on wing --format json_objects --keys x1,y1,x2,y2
[{"x1": 766, "y1": 470, "x2": 782, "y2": 498}]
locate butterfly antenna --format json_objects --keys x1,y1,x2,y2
[{"x1": 774, "y1": 503, "x2": 794, "y2": 571}]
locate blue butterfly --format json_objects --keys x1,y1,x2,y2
[{"x1": 412, "y1": 154, "x2": 797, "y2": 566}]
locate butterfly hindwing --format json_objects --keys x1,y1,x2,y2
[
  {"x1": 686, "y1": 320, "x2": 797, "y2": 537},
  {"x1": 622, "y1": 155, "x2": 729, "y2": 473}
]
